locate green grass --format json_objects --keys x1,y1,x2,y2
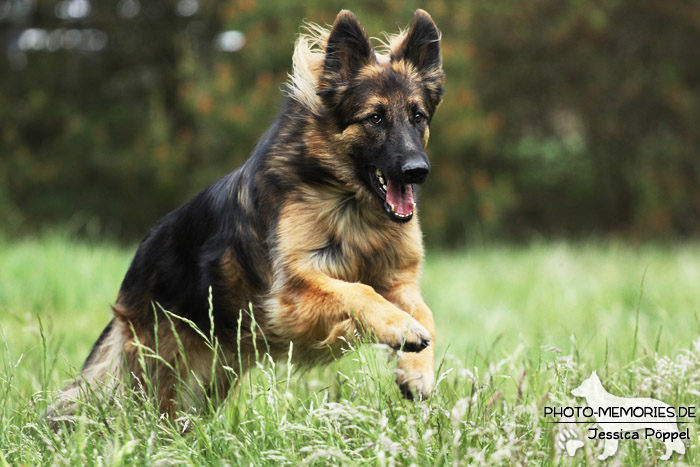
[{"x1": 1, "y1": 232, "x2": 699, "y2": 465}]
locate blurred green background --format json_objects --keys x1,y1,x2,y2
[{"x1": 1, "y1": 0, "x2": 699, "y2": 245}]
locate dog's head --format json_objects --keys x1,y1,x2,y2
[
  {"x1": 571, "y1": 370, "x2": 603, "y2": 399},
  {"x1": 288, "y1": 10, "x2": 444, "y2": 223}
]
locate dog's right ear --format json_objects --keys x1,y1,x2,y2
[
  {"x1": 391, "y1": 10, "x2": 442, "y2": 76},
  {"x1": 321, "y1": 10, "x2": 374, "y2": 84},
  {"x1": 391, "y1": 10, "x2": 444, "y2": 110}
]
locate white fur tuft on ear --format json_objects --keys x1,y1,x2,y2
[{"x1": 284, "y1": 22, "x2": 330, "y2": 116}]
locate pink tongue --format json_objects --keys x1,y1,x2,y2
[{"x1": 386, "y1": 180, "x2": 414, "y2": 216}]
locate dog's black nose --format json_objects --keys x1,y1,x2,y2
[{"x1": 402, "y1": 160, "x2": 430, "y2": 184}]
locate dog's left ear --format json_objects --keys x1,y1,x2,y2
[
  {"x1": 319, "y1": 10, "x2": 375, "y2": 107},
  {"x1": 392, "y1": 10, "x2": 444, "y2": 106},
  {"x1": 322, "y1": 10, "x2": 375, "y2": 82}
]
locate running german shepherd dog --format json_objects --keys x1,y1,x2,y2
[{"x1": 54, "y1": 9, "x2": 444, "y2": 417}]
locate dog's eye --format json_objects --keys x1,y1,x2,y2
[
  {"x1": 414, "y1": 112, "x2": 425, "y2": 124},
  {"x1": 368, "y1": 114, "x2": 383, "y2": 125}
]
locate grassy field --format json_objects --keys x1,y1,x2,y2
[{"x1": 1, "y1": 232, "x2": 699, "y2": 465}]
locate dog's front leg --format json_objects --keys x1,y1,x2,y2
[
  {"x1": 268, "y1": 272, "x2": 432, "y2": 354},
  {"x1": 383, "y1": 282, "x2": 436, "y2": 399},
  {"x1": 599, "y1": 436, "x2": 618, "y2": 460}
]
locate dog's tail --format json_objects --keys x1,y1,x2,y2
[{"x1": 46, "y1": 319, "x2": 126, "y2": 427}]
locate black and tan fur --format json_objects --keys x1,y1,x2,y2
[{"x1": 53, "y1": 9, "x2": 445, "y2": 417}]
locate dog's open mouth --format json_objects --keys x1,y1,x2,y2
[{"x1": 369, "y1": 166, "x2": 415, "y2": 222}]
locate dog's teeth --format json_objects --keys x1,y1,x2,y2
[
  {"x1": 393, "y1": 210, "x2": 413, "y2": 219},
  {"x1": 375, "y1": 168, "x2": 382, "y2": 177},
  {"x1": 378, "y1": 176, "x2": 385, "y2": 185},
  {"x1": 382, "y1": 184, "x2": 387, "y2": 191}
]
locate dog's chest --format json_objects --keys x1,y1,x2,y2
[{"x1": 311, "y1": 228, "x2": 414, "y2": 289}]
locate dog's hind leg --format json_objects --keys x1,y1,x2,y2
[
  {"x1": 674, "y1": 437, "x2": 687, "y2": 457},
  {"x1": 48, "y1": 312, "x2": 238, "y2": 427},
  {"x1": 46, "y1": 318, "x2": 128, "y2": 426},
  {"x1": 48, "y1": 313, "x2": 184, "y2": 423},
  {"x1": 662, "y1": 437, "x2": 686, "y2": 460},
  {"x1": 144, "y1": 318, "x2": 239, "y2": 415}
]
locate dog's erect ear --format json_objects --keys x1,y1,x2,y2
[
  {"x1": 392, "y1": 10, "x2": 442, "y2": 74},
  {"x1": 392, "y1": 10, "x2": 444, "y2": 106},
  {"x1": 322, "y1": 10, "x2": 374, "y2": 82}
]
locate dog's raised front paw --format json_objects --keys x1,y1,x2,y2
[{"x1": 384, "y1": 318, "x2": 431, "y2": 353}]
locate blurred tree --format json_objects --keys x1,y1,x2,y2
[
  {"x1": 1, "y1": 0, "x2": 698, "y2": 243},
  {"x1": 470, "y1": 0, "x2": 700, "y2": 237},
  {"x1": 1, "y1": 0, "x2": 223, "y2": 236}
]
